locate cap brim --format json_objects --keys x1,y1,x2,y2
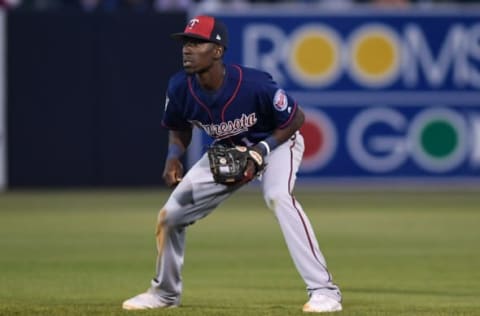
[{"x1": 171, "y1": 32, "x2": 211, "y2": 42}]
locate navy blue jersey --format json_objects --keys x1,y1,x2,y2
[{"x1": 162, "y1": 64, "x2": 298, "y2": 146}]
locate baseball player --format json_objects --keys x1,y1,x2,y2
[{"x1": 122, "y1": 15, "x2": 342, "y2": 313}]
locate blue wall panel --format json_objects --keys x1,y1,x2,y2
[{"x1": 7, "y1": 11, "x2": 186, "y2": 187}]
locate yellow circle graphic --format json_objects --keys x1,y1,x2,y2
[
  {"x1": 355, "y1": 34, "x2": 396, "y2": 76},
  {"x1": 293, "y1": 36, "x2": 335, "y2": 77},
  {"x1": 286, "y1": 25, "x2": 342, "y2": 87},
  {"x1": 349, "y1": 24, "x2": 401, "y2": 87}
]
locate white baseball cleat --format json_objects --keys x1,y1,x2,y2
[
  {"x1": 302, "y1": 294, "x2": 342, "y2": 313},
  {"x1": 122, "y1": 291, "x2": 178, "y2": 310}
]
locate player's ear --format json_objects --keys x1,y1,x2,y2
[{"x1": 213, "y1": 44, "x2": 224, "y2": 59}]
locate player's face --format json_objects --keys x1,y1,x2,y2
[{"x1": 181, "y1": 38, "x2": 218, "y2": 74}]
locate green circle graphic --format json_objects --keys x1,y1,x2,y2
[{"x1": 421, "y1": 120, "x2": 458, "y2": 158}]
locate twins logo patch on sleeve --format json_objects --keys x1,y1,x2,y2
[{"x1": 273, "y1": 89, "x2": 288, "y2": 111}]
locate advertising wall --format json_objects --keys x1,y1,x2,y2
[{"x1": 191, "y1": 9, "x2": 480, "y2": 183}]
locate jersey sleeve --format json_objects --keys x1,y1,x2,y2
[
  {"x1": 161, "y1": 83, "x2": 191, "y2": 131},
  {"x1": 260, "y1": 76, "x2": 298, "y2": 129}
]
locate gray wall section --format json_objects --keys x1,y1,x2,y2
[{"x1": 7, "y1": 11, "x2": 186, "y2": 187}]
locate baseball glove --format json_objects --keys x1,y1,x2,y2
[{"x1": 207, "y1": 145, "x2": 266, "y2": 185}]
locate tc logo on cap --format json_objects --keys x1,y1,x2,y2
[{"x1": 188, "y1": 18, "x2": 200, "y2": 29}]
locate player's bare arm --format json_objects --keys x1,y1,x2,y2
[
  {"x1": 270, "y1": 106, "x2": 305, "y2": 145},
  {"x1": 162, "y1": 129, "x2": 192, "y2": 187},
  {"x1": 253, "y1": 107, "x2": 305, "y2": 156}
]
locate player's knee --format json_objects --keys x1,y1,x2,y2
[
  {"x1": 157, "y1": 208, "x2": 168, "y2": 227},
  {"x1": 158, "y1": 208, "x2": 178, "y2": 228},
  {"x1": 158, "y1": 207, "x2": 190, "y2": 228},
  {"x1": 263, "y1": 187, "x2": 289, "y2": 211}
]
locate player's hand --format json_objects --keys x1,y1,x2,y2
[
  {"x1": 242, "y1": 160, "x2": 257, "y2": 183},
  {"x1": 162, "y1": 158, "x2": 184, "y2": 188},
  {"x1": 246, "y1": 146, "x2": 265, "y2": 181}
]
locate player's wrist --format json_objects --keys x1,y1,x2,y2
[
  {"x1": 256, "y1": 136, "x2": 279, "y2": 156},
  {"x1": 166, "y1": 143, "x2": 184, "y2": 160},
  {"x1": 256, "y1": 141, "x2": 270, "y2": 156}
]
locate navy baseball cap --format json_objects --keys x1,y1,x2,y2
[{"x1": 171, "y1": 15, "x2": 228, "y2": 49}]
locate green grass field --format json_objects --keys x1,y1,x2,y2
[{"x1": 0, "y1": 188, "x2": 479, "y2": 316}]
